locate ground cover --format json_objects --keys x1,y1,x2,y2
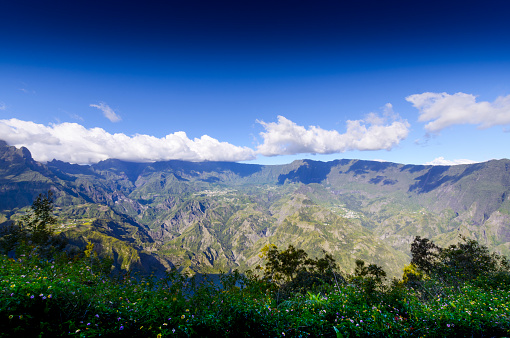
[{"x1": 1, "y1": 247, "x2": 509, "y2": 337}]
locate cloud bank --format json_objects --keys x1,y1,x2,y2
[
  {"x1": 256, "y1": 110, "x2": 410, "y2": 156},
  {"x1": 407, "y1": 92, "x2": 510, "y2": 132},
  {"x1": 424, "y1": 157, "x2": 478, "y2": 166},
  {"x1": 0, "y1": 119, "x2": 255, "y2": 164},
  {"x1": 90, "y1": 102, "x2": 122, "y2": 122}
]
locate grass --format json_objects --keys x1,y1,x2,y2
[{"x1": 1, "y1": 247, "x2": 510, "y2": 337}]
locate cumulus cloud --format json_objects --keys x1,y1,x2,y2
[
  {"x1": 256, "y1": 111, "x2": 410, "y2": 156},
  {"x1": 424, "y1": 157, "x2": 478, "y2": 166},
  {"x1": 406, "y1": 92, "x2": 510, "y2": 133},
  {"x1": 0, "y1": 119, "x2": 255, "y2": 164},
  {"x1": 90, "y1": 102, "x2": 122, "y2": 122}
]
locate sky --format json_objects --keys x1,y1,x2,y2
[{"x1": 1, "y1": 0, "x2": 510, "y2": 166}]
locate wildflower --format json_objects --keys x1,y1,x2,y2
[
  {"x1": 172, "y1": 328, "x2": 176, "y2": 333},
  {"x1": 9, "y1": 315, "x2": 13, "y2": 319},
  {"x1": 181, "y1": 315, "x2": 185, "y2": 319},
  {"x1": 95, "y1": 314, "x2": 99, "y2": 318},
  {"x1": 48, "y1": 294, "x2": 52, "y2": 298},
  {"x1": 119, "y1": 326, "x2": 124, "y2": 330}
]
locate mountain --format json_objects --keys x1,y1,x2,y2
[{"x1": 1, "y1": 141, "x2": 509, "y2": 278}]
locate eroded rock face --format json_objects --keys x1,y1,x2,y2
[{"x1": 1, "y1": 140, "x2": 510, "y2": 277}]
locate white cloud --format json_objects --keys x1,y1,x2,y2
[
  {"x1": 0, "y1": 119, "x2": 256, "y2": 164},
  {"x1": 90, "y1": 102, "x2": 122, "y2": 122},
  {"x1": 424, "y1": 157, "x2": 478, "y2": 166},
  {"x1": 256, "y1": 112, "x2": 410, "y2": 156},
  {"x1": 406, "y1": 92, "x2": 510, "y2": 133}
]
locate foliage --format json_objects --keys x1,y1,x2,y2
[
  {"x1": 1, "y1": 196, "x2": 510, "y2": 338},
  {"x1": 410, "y1": 236, "x2": 441, "y2": 275},
  {"x1": 410, "y1": 235, "x2": 510, "y2": 286},
  {"x1": 256, "y1": 244, "x2": 344, "y2": 297},
  {"x1": 0, "y1": 191, "x2": 65, "y2": 257},
  {"x1": 349, "y1": 259, "x2": 387, "y2": 296},
  {"x1": 1, "y1": 247, "x2": 510, "y2": 337}
]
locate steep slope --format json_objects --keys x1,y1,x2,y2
[{"x1": 1, "y1": 141, "x2": 510, "y2": 278}]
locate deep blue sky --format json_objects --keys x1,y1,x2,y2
[{"x1": 1, "y1": 0, "x2": 510, "y2": 165}]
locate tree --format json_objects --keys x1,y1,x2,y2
[
  {"x1": 257, "y1": 244, "x2": 343, "y2": 295},
  {"x1": 409, "y1": 235, "x2": 510, "y2": 285},
  {"x1": 351, "y1": 259, "x2": 387, "y2": 295},
  {"x1": 438, "y1": 235, "x2": 510, "y2": 282},
  {"x1": 0, "y1": 191, "x2": 59, "y2": 255},
  {"x1": 20, "y1": 190, "x2": 57, "y2": 246},
  {"x1": 410, "y1": 236, "x2": 440, "y2": 275}
]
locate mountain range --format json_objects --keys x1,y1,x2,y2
[{"x1": 1, "y1": 140, "x2": 509, "y2": 278}]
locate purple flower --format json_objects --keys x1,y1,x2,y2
[{"x1": 119, "y1": 326, "x2": 124, "y2": 330}]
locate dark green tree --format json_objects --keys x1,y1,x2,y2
[
  {"x1": 0, "y1": 191, "x2": 59, "y2": 255},
  {"x1": 409, "y1": 235, "x2": 510, "y2": 288},
  {"x1": 351, "y1": 259, "x2": 387, "y2": 295},
  {"x1": 257, "y1": 244, "x2": 343, "y2": 295},
  {"x1": 410, "y1": 236, "x2": 441, "y2": 275},
  {"x1": 438, "y1": 235, "x2": 510, "y2": 283},
  {"x1": 21, "y1": 190, "x2": 57, "y2": 246}
]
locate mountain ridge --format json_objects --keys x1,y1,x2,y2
[{"x1": 1, "y1": 141, "x2": 509, "y2": 278}]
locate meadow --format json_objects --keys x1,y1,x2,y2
[{"x1": 1, "y1": 241, "x2": 510, "y2": 337}]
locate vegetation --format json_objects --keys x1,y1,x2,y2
[
  {"x1": 1, "y1": 195, "x2": 510, "y2": 337},
  {"x1": 0, "y1": 191, "x2": 66, "y2": 258}
]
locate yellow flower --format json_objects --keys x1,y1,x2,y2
[{"x1": 181, "y1": 315, "x2": 185, "y2": 319}]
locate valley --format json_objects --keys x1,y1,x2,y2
[{"x1": 1, "y1": 140, "x2": 509, "y2": 278}]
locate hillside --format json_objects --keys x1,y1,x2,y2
[{"x1": 1, "y1": 141, "x2": 509, "y2": 277}]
